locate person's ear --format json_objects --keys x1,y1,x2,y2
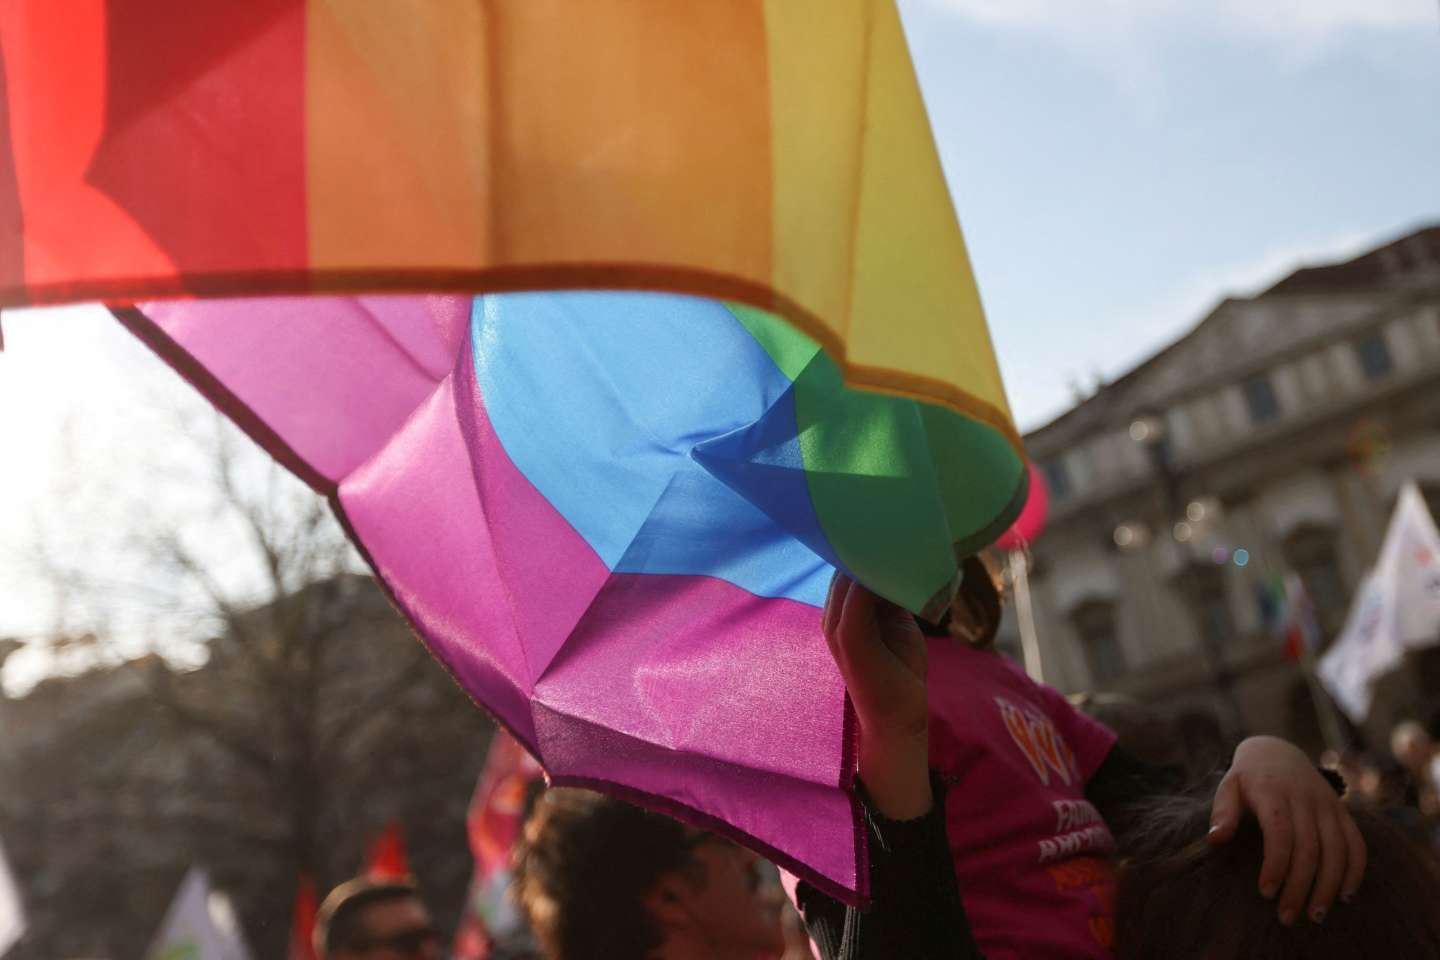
[{"x1": 642, "y1": 873, "x2": 697, "y2": 931}]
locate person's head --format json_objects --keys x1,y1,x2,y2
[
  {"x1": 1392, "y1": 719, "x2": 1433, "y2": 773},
  {"x1": 920, "y1": 553, "x2": 1005, "y2": 648},
  {"x1": 1114, "y1": 793, "x2": 1440, "y2": 960},
  {"x1": 515, "y1": 788, "x2": 786, "y2": 960},
  {"x1": 314, "y1": 878, "x2": 441, "y2": 960}
]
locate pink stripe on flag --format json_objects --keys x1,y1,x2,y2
[
  {"x1": 455, "y1": 333, "x2": 613, "y2": 681},
  {"x1": 120, "y1": 295, "x2": 866, "y2": 899},
  {"x1": 340, "y1": 374, "x2": 539, "y2": 745},
  {"x1": 142, "y1": 296, "x2": 469, "y2": 483},
  {"x1": 533, "y1": 571, "x2": 858, "y2": 893}
]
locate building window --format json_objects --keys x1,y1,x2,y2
[
  {"x1": 1353, "y1": 332, "x2": 1394, "y2": 381},
  {"x1": 1042, "y1": 458, "x2": 1073, "y2": 501},
  {"x1": 1283, "y1": 525, "x2": 1348, "y2": 638},
  {"x1": 1072, "y1": 598, "x2": 1126, "y2": 686},
  {"x1": 1242, "y1": 375, "x2": 1281, "y2": 425}
]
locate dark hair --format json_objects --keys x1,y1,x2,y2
[
  {"x1": 1114, "y1": 794, "x2": 1440, "y2": 960},
  {"x1": 514, "y1": 788, "x2": 705, "y2": 960},
  {"x1": 315, "y1": 877, "x2": 422, "y2": 957},
  {"x1": 919, "y1": 553, "x2": 1005, "y2": 648}
]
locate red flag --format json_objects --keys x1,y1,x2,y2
[
  {"x1": 468, "y1": 735, "x2": 542, "y2": 877},
  {"x1": 453, "y1": 731, "x2": 545, "y2": 959},
  {"x1": 366, "y1": 822, "x2": 411, "y2": 881},
  {"x1": 288, "y1": 874, "x2": 318, "y2": 960}
]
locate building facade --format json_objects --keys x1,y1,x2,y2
[{"x1": 1004, "y1": 224, "x2": 1440, "y2": 752}]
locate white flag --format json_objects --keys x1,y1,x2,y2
[
  {"x1": 0, "y1": 836, "x2": 25, "y2": 957},
  {"x1": 1319, "y1": 482, "x2": 1440, "y2": 721},
  {"x1": 145, "y1": 868, "x2": 252, "y2": 960}
]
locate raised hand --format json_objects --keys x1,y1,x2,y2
[{"x1": 822, "y1": 573, "x2": 932, "y2": 820}]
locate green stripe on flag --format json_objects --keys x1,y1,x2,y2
[{"x1": 727, "y1": 304, "x2": 1026, "y2": 615}]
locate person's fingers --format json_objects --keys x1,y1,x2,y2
[
  {"x1": 1252, "y1": 784, "x2": 1295, "y2": 903},
  {"x1": 1340, "y1": 806, "x2": 1367, "y2": 902},
  {"x1": 822, "y1": 572, "x2": 851, "y2": 641},
  {"x1": 836, "y1": 578, "x2": 885, "y2": 675},
  {"x1": 1274, "y1": 797, "x2": 1317, "y2": 926},
  {"x1": 1208, "y1": 773, "x2": 1243, "y2": 844},
  {"x1": 1306, "y1": 807, "x2": 1346, "y2": 923},
  {"x1": 840, "y1": 581, "x2": 904, "y2": 687}
]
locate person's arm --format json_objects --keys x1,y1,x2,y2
[
  {"x1": 1087, "y1": 734, "x2": 1363, "y2": 928},
  {"x1": 1208, "y1": 736, "x2": 1365, "y2": 926},
  {"x1": 798, "y1": 574, "x2": 986, "y2": 959},
  {"x1": 795, "y1": 771, "x2": 984, "y2": 960}
]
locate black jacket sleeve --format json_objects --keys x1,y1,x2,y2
[{"x1": 794, "y1": 773, "x2": 986, "y2": 959}]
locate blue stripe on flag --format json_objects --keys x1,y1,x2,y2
[{"x1": 471, "y1": 291, "x2": 831, "y2": 606}]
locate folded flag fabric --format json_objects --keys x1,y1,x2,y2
[
  {"x1": 364, "y1": 822, "x2": 412, "y2": 882},
  {"x1": 1257, "y1": 572, "x2": 1321, "y2": 662},
  {"x1": 0, "y1": 0, "x2": 1014, "y2": 443},
  {"x1": 287, "y1": 876, "x2": 318, "y2": 960},
  {"x1": 1320, "y1": 482, "x2": 1440, "y2": 721},
  {"x1": 145, "y1": 868, "x2": 252, "y2": 960},
  {"x1": 118, "y1": 291, "x2": 1023, "y2": 899},
  {"x1": 4, "y1": 0, "x2": 1027, "y2": 901},
  {"x1": 454, "y1": 731, "x2": 545, "y2": 959}
]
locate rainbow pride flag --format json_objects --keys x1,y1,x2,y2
[{"x1": 3, "y1": 1, "x2": 1027, "y2": 898}]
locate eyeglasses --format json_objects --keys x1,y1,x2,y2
[{"x1": 347, "y1": 926, "x2": 442, "y2": 957}]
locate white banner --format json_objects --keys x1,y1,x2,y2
[
  {"x1": 146, "y1": 868, "x2": 252, "y2": 960},
  {"x1": 1319, "y1": 482, "x2": 1440, "y2": 721},
  {"x1": 0, "y1": 837, "x2": 24, "y2": 957}
]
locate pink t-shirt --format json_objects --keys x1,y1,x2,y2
[{"x1": 928, "y1": 639, "x2": 1118, "y2": 959}]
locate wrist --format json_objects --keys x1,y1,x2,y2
[{"x1": 858, "y1": 728, "x2": 932, "y2": 821}]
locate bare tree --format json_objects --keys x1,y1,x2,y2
[{"x1": 4, "y1": 411, "x2": 492, "y2": 957}]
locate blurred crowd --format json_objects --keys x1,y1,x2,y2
[
  {"x1": 299, "y1": 698, "x2": 1440, "y2": 960},
  {"x1": 1326, "y1": 714, "x2": 1440, "y2": 853}
]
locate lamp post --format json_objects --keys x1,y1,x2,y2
[{"x1": 1128, "y1": 412, "x2": 1247, "y2": 734}]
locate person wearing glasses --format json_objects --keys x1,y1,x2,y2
[{"x1": 314, "y1": 877, "x2": 442, "y2": 960}]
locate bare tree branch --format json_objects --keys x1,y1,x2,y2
[{"x1": 141, "y1": 661, "x2": 275, "y2": 776}]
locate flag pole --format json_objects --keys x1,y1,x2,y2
[{"x1": 1010, "y1": 549, "x2": 1045, "y2": 683}]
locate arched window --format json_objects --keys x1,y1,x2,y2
[
  {"x1": 1283, "y1": 524, "x2": 1349, "y2": 639},
  {"x1": 1071, "y1": 597, "x2": 1126, "y2": 687}
]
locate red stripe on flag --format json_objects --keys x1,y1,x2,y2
[
  {"x1": 86, "y1": 0, "x2": 308, "y2": 277},
  {"x1": 0, "y1": 44, "x2": 25, "y2": 291}
]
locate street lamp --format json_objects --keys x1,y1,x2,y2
[{"x1": 1128, "y1": 410, "x2": 1246, "y2": 734}]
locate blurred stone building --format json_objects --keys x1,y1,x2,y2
[
  {"x1": 1005, "y1": 224, "x2": 1440, "y2": 752},
  {"x1": 0, "y1": 574, "x2": 494, "y2": 960}
]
